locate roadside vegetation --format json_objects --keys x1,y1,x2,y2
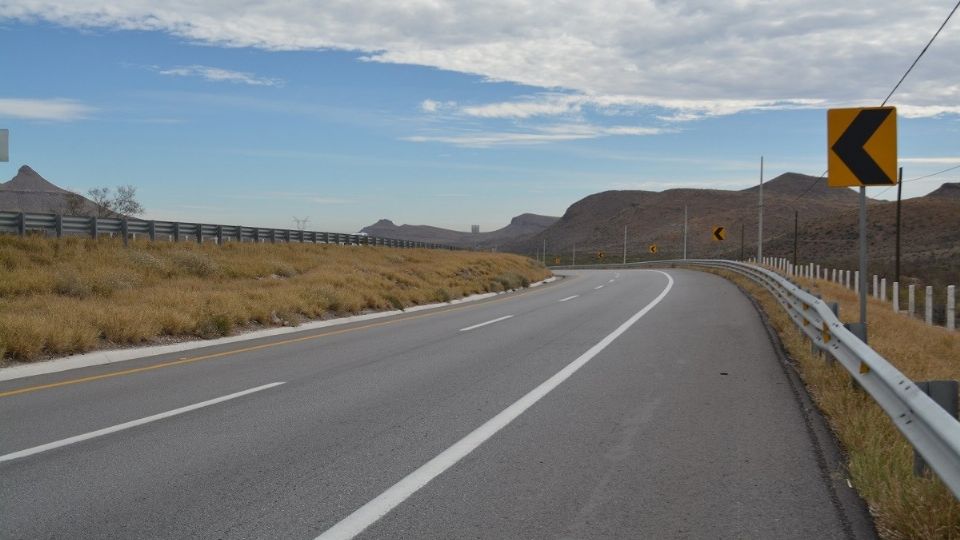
[
  {"x1": 0, "y1": 236, "x2": 549, "y2": 363},
  {"x1": 715, "y1": 268, "x2": 960, "y2": 539}
]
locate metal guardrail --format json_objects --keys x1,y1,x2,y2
[
  {"x1": 553, "y1": 258, "x2": 960, "y2": 497},
  {"x1": 0, "y1": 211, "x2": 458, "y2": 250}
]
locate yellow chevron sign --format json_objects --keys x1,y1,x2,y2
[{"x1": 828, "y1": 107, "x2": 897, "y2": 187}]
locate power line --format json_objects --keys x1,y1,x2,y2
[
  {"x1": 882, "y1": 0, "x2": 960, "y2": 106},
  {"x1": 789, "y1": 1, "x2": 959, "y2": 207}
]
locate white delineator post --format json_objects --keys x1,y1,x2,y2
[
  {"x1": 926, "y1": 286, "x2": 934, "y2": 325},
  {"x1": 948, "y1": 285, "x2": 956, "y2": 331},
  {"x1": 880, "y1": 278, "x2": 887, "y2": 302},
  {"x1": 909, "y1": 284, "x2": 916, "y2": 316},
  {"x1": 855, "y1": 271, "x2": 860, "y2": 294},
  {"x1": 873, "y1": 275, "x2": 879, "y2": 299},
  {"x1": 893, "y1": 282, "x2": 900, "y2": 313}
]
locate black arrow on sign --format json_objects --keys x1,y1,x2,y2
[
  {"x1": 713, "y1": 227, "x2": 725, "y2": 241},
  {"x1": 831, "y1": 108, "x2": 893, "y2": 185}
]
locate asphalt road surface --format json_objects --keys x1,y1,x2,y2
[{"x1": 0, "y1": 269, "x2": 863, "y2": 539}]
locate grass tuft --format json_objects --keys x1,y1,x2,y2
[
  {"x1": 711, "y1": 268, "x2": 960, "y2": 539},
  {"x1": 0, "y1": 235, "x2": 549, "y2": 363}
]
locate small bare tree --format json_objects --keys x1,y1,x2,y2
[
  {"x1": 113, "y1": 185, "x2": 144, "y2": 217},
  {"x1": 293, "y1": 216, "x2": 310, "y2": 231},
  {"x1": 87, "y1": 187, "x2": 113, "y2": 217},
  {"x1": 64, "y1": 192, "x2": 88, "y2": 216},
  {"x1": 86, "y1": 185, "x2": 145, "y2": 217}
]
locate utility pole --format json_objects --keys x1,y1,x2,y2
[
  {"x1": 895, "y1": 167, "x2": 903, "y2": 284},
  {"x1": 683, "y1": 205, "x2": 688, "y2": 260},
  {"x1": 622, "y1": 225, "x2": 627, "y2": 265},
  {"x1": 740, "y1": 222, "x2": 745, "y2": 261},
  {"x1": 757, "y1": 156, "x2": 764, "y2": 261},
  {"x1": 793, "y1": 210, "x2": 799, "y2": 266}
]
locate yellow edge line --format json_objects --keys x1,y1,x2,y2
[{"x1": 0, "y1": 277, "x2": 568, "y2": 399}]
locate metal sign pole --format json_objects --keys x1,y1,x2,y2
[
  {"x1": 682, "y1": 205, "x2": 688, "y2": 260},
  {"x1": 859, "y1": 186, "x2": 868, "y2": 324},
  {"x1": 622, "y1": 225, "x2": 627, "y2": 265},
  {"x1": 757, "y1": 156, "x2": 764, "y2": 261}
]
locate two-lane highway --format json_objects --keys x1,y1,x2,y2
[{"x1": 0, "y1": 270, "x2": 858, "y2": 538}]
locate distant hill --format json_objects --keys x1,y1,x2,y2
[
  {"x1": 0, "y1": 165, "x2": 102, "y2": 215},
  {"x1": 360, "y1": 213, "x2": 559, "y2": 249},
  {"x1": 927, "y1": 182, "x2": 960, "y2": 199},
  {"x1": 509, "y1": 172, "x2": 960, "y2": 285},
  {"x1": 508, "y1": 172, "x2": 858, "y2": 258}
]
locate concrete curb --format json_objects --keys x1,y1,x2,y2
[{"x1": 0, "y1": 276, "x2": 558, "y2": 382}]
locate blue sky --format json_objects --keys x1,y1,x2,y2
[{"x1": 1, "y1": 2, "x2": 959, "y2": 232}]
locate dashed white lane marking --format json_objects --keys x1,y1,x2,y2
[
  {"x1": 315, "y1": 270, "x2": 675, "y2": 540},
  {"x1": 458, "y1": 315, "x2": 514, "y2": 332},
  {"x1": 0, "y1": 382, "x2": 286, "y2": 463},
  {"x1": 608, "y1": 279, "x2": 615, "y2": 283},
  {"x1": 557, "y1": 295, "x2": 579, "y2": 302},
  {"x1": 594, "y1": 285, "x2": 604, "y2": 290}
]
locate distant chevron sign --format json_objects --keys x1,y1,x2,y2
[{"x1": 828, "y1": 107, "x2": 897, "y2": 187}]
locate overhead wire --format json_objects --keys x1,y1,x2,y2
[{"x1": 781, "y1": 0, "x2": 960, "y2": 213}]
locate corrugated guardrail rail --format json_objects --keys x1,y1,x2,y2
[
  {"x1": 553, "y1": 259, "x2": 960, "y2": 498},
  {"x1": 0, "y1": 211, "x2": 459, "y2": 250}
]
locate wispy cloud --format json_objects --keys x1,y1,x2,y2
[
  {"x1": 156, "y1": 65, "x2": 284, "y2": 87},
  {"x1": 0, "y1": 98, "x2": 94, "y2": 121},
  {"x1": 900, "y1": 157, "x2": 960, "y2": 164},
  {"x1": 404, "y1": 123, "x2": 665, "y2": 147}
]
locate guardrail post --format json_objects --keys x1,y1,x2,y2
[
  {"x1": 909, "y1": 284, "x2": 916, "y2": 316},
  {"x1": 91, "y1": 216, "x2": 98, "y2": 239},
  {"x1": 893, "y1": 282, "x2": 900, "y2": 312},
  {"x1": 949, "y1": 286, "x2": 956, "y2": 331},
  {"x1": 270, "y1": 229, "x2": 276, "y2": 244},
  {"x1": 121, "y1": 217, "x2": 129, "y2": 247},
  {"x1": 844, "y1": 322, "x2": 867, "y2": 344},
  {"x1": 872, "y1": 275, "x2": 879, "y2": 299},
  {"x1": 914, "y1": 381, "x2": 959, "y2": 477},
  {"x1": 254, "y1": 228, "x2": 260, "y2": 243},
  {"x1": 926, "y1": 286, "x2": 934, "y2": 325},
  {"x1": 55, "y1": 214, "x2": 63, "y2": 238},
  {"x1": 16, "y1": 212, "x2": 25, "y2": 236},
  {"x1": 196, "y1": 225, "x2": 202, "y2": 244},
  {"x1": 173, "y1": 222, "x2": 180, "y2": 242},
  {"x1": 217, "y1": 225, "x2": 224, "y2": 245},
  {"x1": 148, "y1": 221, "x2": 156, "y2": 241}
]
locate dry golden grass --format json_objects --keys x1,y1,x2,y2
[
  {"x1": 716, "y1": 268, "x2": 960, "y2": 539},
  {"x1": 0, "y1": 236, "x2": 550, "y2": 363}
]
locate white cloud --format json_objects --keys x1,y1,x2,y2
[
  {"x1": 420, "y1": 99, "x2": 456, "y2": 112},
  {"x1": 404, "y1": 123, "x2": 664, "y2": 147},
  {"x1": 2, "y1": 1, "x2": 958, "y2": 117},
  {"x1": 156, "y1": 65, "x2": 283, "y2": 87},
  {"x1": 900, "y1": 156, "x2": 960, "y2": 164},
  {"x1": 0, "y1": 98, "x2": 94, "y2": 121}
]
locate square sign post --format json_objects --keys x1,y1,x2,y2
[
  {"x1": 828, "y1": 106, "x2": 897, "y2": 332},
  {"x1": 0, "y1": 129, "x2": 8, "y2": 162}
]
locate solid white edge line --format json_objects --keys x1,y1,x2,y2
[
  {"x1": 458, "y1": 315, "x2": 515, "y2": 332},
  {"x1": 594, "y1": 285, "x2": 604, "y2": 289},
  {"x1": 0, "y1": 382, "x2": 285, "y2": 463},
  {"x1": 315, "y1": 270, "x2": 674, "y2": 540},
  {"x1": 557, "y1": 295, "x2": 579, "y2": 302}
]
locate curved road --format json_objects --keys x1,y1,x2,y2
[{"x1": 0, "y1": 269, "x2": 861, "y2": 538}]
